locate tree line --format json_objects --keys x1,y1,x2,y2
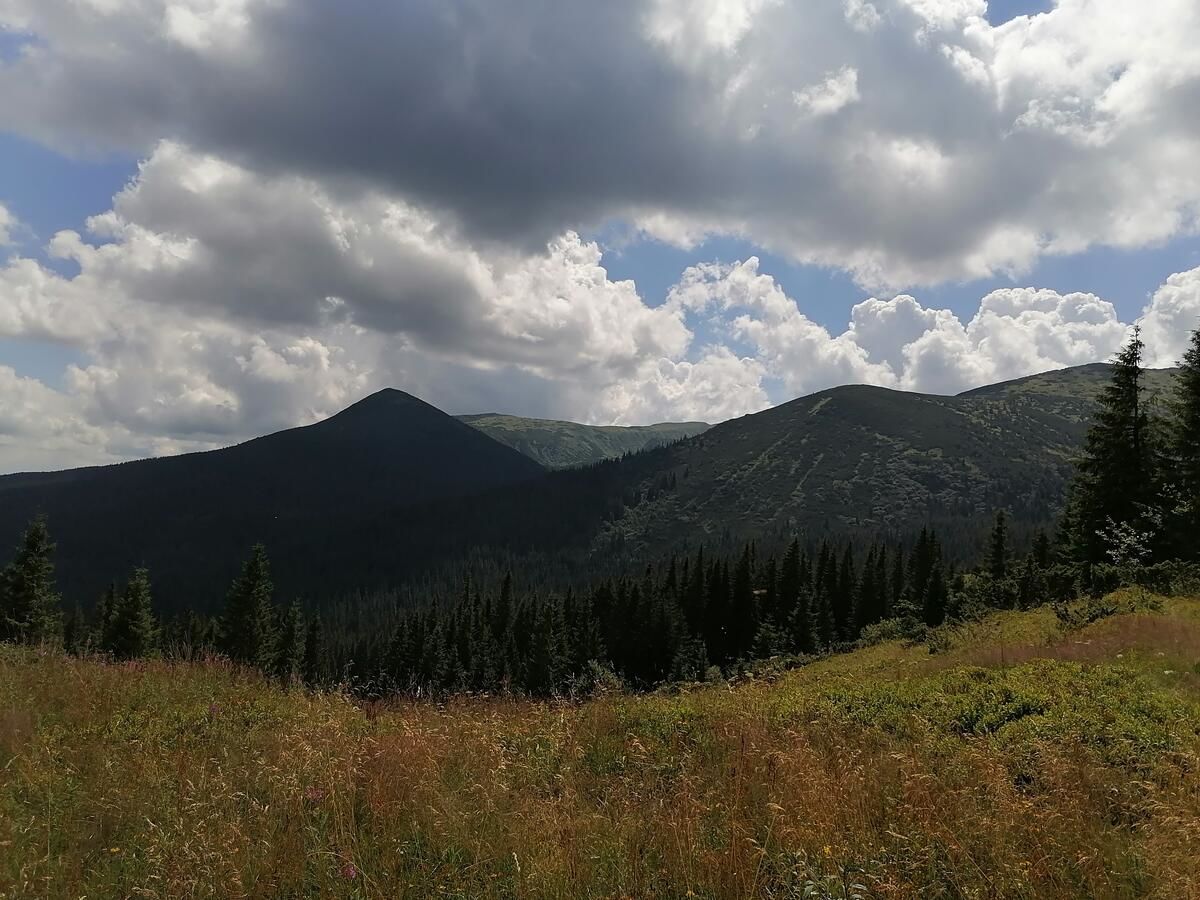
[{"x1": 2, "y1": 326, "x2": 1198, "y2": 696}]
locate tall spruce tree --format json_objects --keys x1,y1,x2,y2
[
  {"x1": 107, "y1": 568, "x2": 158, "y2": 660},
  {"x1": 0, "y1": 516, "x2": 62, "y2": 645},
  {"x1": 302, "y1": 615, "x2": 329, "y2": 688},
  {"x1": 1167, "y1": 325, "x2": 1200, "y2": 558},
  {"x1": 986, "y1": 511, "x2": 1009, "y2": 579},
  {"x1": 1067, "y1": 328, "x2": 1161, "y2": 563},
  {"x1": 223, "y1": 544, "x2": 277, "y2": 671},
  {"x1": 274, "y1": 600, "x2": 305, "y2": 684}
]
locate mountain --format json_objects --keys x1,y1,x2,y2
[
  {"x1": 554, "y1": 365, "x2": 1180, "y2": 559},
  {"x1": 458, "y1": 414, "x2": 709, "y2": 468},
  {"x1": 0, "y1": 364, "x2": 1181, "y2": 614},
  {"x1": 0, "y1": 390, "x2": 543, "y2": 607}
]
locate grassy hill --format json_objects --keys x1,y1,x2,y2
[
  {"x1": 3, "y1": 590, "x2": 1198, "y2": 898},
  {"x1": 579, "y1": 365, "x2": 1180, "y2": 559},
  {"x1": 459, "y1": 414, "x2": 709, "y2": 469}
]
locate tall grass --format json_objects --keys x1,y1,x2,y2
[{"x1": 2, "y1": 598, "x2": 1199, "y2": 898}]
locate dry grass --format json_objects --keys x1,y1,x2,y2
[{"x1": 2, "y1": 598, "x2": 1200, "y2": 899}]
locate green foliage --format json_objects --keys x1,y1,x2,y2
[
  {"x1": 105, "y1": 568, "x2": 158, "y2": 660},
  {"x1": 274, "y1": 600, "x2": 305, "y2": 684},
  {"x1": 222, "y1": 544, "x2": 277, "y2": 671},
  {"x1": 1067, "y1": 329, "x2": 1163, "y2": 563},
  {"x1": 0, "y1": 516, "x2": 62, "y2": 645},
  {"x1": 987, "y1": 510, "x2": 1009, "y2": 579},
  {"x1": 302, "y1": 614, "x2": 329, "y2": 688},
  {"x1": 1164, "y1": 325, "x2": 1200, "y2": 559},
  {"x1": 460, "y1": 413, "x2": 709, "y2": 469}
]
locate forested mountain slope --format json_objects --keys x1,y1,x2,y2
[
  {"x1": 584, "y1": 365, "x2": 1179, "y2": 559},
  {"x1": 459, "y1": 414, "x2": 709, "y2": 468},
  {"x1": 0, "y1": 365, "x2": 1179, "y2": 612},
  {"x1": 0, "y1": 390, "x2": 544, "y2": 607}
]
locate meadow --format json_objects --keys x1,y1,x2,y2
[{"x1": 2, "y1": 592, "x2": 1199, "y2": 899}]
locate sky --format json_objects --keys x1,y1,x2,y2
[{"x1": 0, "y1": 0, "x2": 1199, "y2": 474}]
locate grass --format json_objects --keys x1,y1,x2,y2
[{"x1": 2, "y1": 595, "x2": 1200, "y2": 898}]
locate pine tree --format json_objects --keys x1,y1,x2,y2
[
  {"x1": 1167, "y1": 325, "x2": 1200, "y2": 559},
  {"x1": 1067, "y1": 328, "x2": 1161, "y2": 563},
  {"x1": 302, "y1": 615, "x2": 329, "y2": 689},
  {"x1": 63, "y1": 603, "x2": 85, "y2": 655},
  {"x1": 223, "y1": 544, "x2": 278, "y2": 671},
  {"x1": 1031, "y1": 530, "x2": 1052, "y2": 569},
  {"x1": 0, "y1": 516, "x2": 62, "y2": 645},
  {"x1": 108, "y1": 568, "x2": 158, "y2": 660},
  {"x1": 987, "y1": 511, "x2": 1009, "y2": 580},
  {"x1": 274, "y1": 600, "x2": 305, "y2": 684}
]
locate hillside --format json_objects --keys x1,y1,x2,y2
[
  {"x1": 0, "y1": 390, "x2": 544, "y2": 606},
  {"x1": 459, "y1": 413, "x2": 709, "y2": 468},
  {"x1": 3, "y1": 592, "x2": 1198, "y2": 898},
  {"x1": 572, "y1": 365, "x2": 1180, "y2": 558},
  {"x1": 0, "y1": 365, "x2": 1182, "y2": 610}
]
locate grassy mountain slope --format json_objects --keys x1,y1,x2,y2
[
  {"x1": 4, "y1": 591, "x2": 1198, "y2": 897},
  {"x1": 578, "y1": 365, "x2": 1180, "y2": 558},
  {"x1": 458, "y1": 413, "x2": 709, "y2": 468},
  {"x1": 0, "y1": 390, "x2": 544, "y2": 606}
]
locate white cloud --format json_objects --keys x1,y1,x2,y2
[
  {"x1": 0, "y1": 366, "x2": 116, "y2": 474},
  {"x1": 793, "y1": 66, "x2": 860, "y2": 117},
  {"x1": 843, "y1": 0, "x2": 882, "y2": 33},
  {"x1": 0, "y1": 204, "x2": 16, "y2": 246},
  {"x1": 0, "y1": 146, "x2": 1193, "y2": 473},
  {"x1": 1, "y1": 0, "x2": 1198, "y2": 289},
  {"x1": 1141, "y1": 265, "x2": 1200, "y2": 366}
]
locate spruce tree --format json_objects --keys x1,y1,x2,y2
[
  {"x1": 108, "y1": 568, "x2": 158, "y2": 660},
  {"x1": 1067, "y1": 328, "x2": 1161, "y2": 563},
  {"x1": 1031, "y1": 530, "x2": 1052, "y2": 569},
  {"x1": 274, "y1": 600, "x2": 305, "y2": 684},
  {"x1": 0, "y1": 516, "x2": 62, "y2": 645},
  {"x1": 987, "y1": 511, "x2": 1009, "y2": 580},
  {"x1": 302, "y1": 615, "x2": 328, "y2": 688},
  {"x1": 222, "y1": 544, "x2": 277, "y2": 671},
  {"x1": 1167, "y1": 325, "x2": 1200, "y2": 558}
]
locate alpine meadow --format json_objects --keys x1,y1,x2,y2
[{"x1": 3, "y1": 1, "x2": 1200, "y2": 898}]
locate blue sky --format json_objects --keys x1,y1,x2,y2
[{"x1": 1, "y1": 0, "x2": 1198, "y2": 472}]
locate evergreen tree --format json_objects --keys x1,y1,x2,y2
[
  {"x1": 302, "y1": 615, "x2": 329, "y2": 688},
  {"x1": 107, "y1": 568, "x2": 158, "y2": 660},
  {"x1": 223, "y1": 544, "x2": 278, "y2": 671},
  {"x1": 95, "y1": 582, "x2": 120, "y2": 653},
  {"x1": 1067, "y1": 328, "x2": 1161, "y2": 563},
  {"x1": 1031, "y1": 530, "x2": 1052, "y2": 569},
  {"x1": 1167, "y1": 325, "x2": 1200, "y2": 558},
  {"x1": 987, "y1": 511, "x2": 1009, "y2": 580},
  {"x1": 274, "y1": 600, "x2": 305, "y2": 684},
  {"x1": 0, "y1": 516, "x2": 62, "y2": 645},
  {"x1": 62, "y1": 603, "x2": 86, "y2": 655}
]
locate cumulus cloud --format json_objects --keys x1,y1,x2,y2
[
  {"x1": 0, "y1": 366, "x2": 116, "y2": 473},
  {"x1": 1, "y1": 140, "x2": 1195, "y2": 473},
  {"x1": 1, "y1": 0, "x2": 1199, "y2": 288},
  {"x1": 2, "y1": 2, "x2": 1199, "y2": 473},
  {"x1": 793, "y1": 67, "x2": 860, "y2": 117},
  {"x1": 0, "y1": 204, "x2": 15, "y2": 246},
  {"x1": 1141, "y1": 266, "x2": 1200, "y2": 366}
]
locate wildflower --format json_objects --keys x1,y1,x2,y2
[
  {"x1": 304, "y1": 786, "x2": 327, "y2": 803},
  {"x1": 207, "y1": 703, "x2": 222, "y2": 719},
  {"x1": 340, "y1": 862, "x2": 359, "y2": 880},
  {"x1": 823, "y1": 845, "x2": 833, "y2": 857}
]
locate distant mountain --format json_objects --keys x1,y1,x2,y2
[
  {"x1": 564, "y1": 365, "x2": 1179, "y2": 560},
  {"x1": 0, "y1": 365, "x2": 1181, "y2": 614},
  {"x1": 0, "y1": 390, "x2": 543, "y2": 606},
  {"x1": 458, "y1": 414, "x2": 709, "y2": 468}
]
